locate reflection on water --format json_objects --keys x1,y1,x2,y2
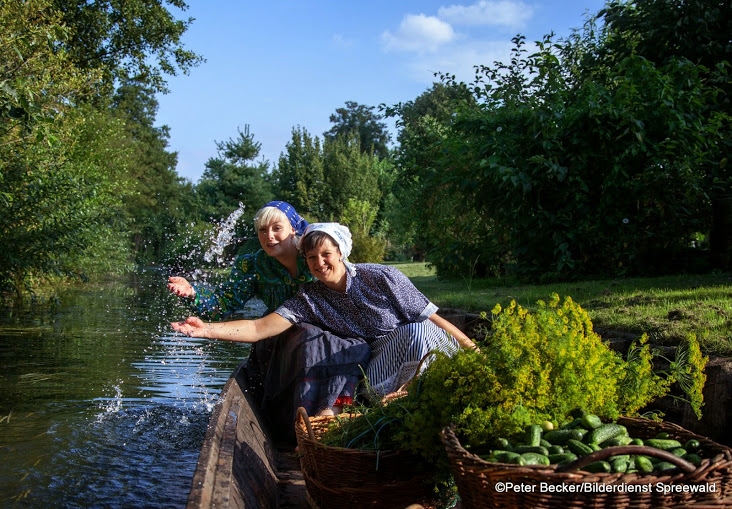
[{"x1": 0, "y1": 271, "x2": 253, "y2": 508}]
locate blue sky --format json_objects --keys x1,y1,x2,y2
[{"x1": 156, "y1": 0, "x2": 608, "y2": 183}]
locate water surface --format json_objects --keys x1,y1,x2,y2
[{"x1": 0, "y1": 271, "x2": 255, "y2": 508}]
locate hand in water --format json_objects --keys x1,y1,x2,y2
[{"x1": 171, "y1": 316, "x2": 206, "y2": 337}]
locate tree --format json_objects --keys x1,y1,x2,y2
[
  {"x1": 51, "y1": 0, "x2": 203, "y2": 95},
  {"x1": 325, "y1": 101, "x2": 391, "y2": 159},
  {"x1": 272, "y1": 127, "x2": 325, "y2": 219},
  {"x1": 321, "y1": 132, "x2": 382, "y2": 222},
  {"x1": 197, "y1": 126, "x2": 273, "y2": 223},
  {"x1": 594, "y1": 0, "x2": 732, "y2": 267},
  {"x1": 111, "y1": 79, "x2": 196, "y2": 263}
]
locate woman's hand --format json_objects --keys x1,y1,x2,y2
[
  {"x1": 168, "y1": 276, "x2": 195, "y2": 298},
  {"x1": 171, "y1": 316, "x2": 208, "y2": 338}
]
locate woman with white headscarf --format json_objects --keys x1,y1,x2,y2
[
  {"x1": 172, "y1": 222, "x2": 475, "y2": 398},
  {"x1": 167, "y1": 205, "x2": 370, "y2": 442}
]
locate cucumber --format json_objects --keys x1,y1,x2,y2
[
  {"x1": 493, "y1": 450, "x2": 521, "y2": 463},
  {"x1": 610, "y1": 457, "x2": 629, "y2": 473},
  {"x1": 540, "y1": 439, "x2": 552, "y2": 448},
  {"x1": 544, "y1": 428, "x2": 584, "y2": 445},
  {"x1": 629, "y1": 438, "x2": 644, "y2": 446},
  {"x1": 492, "y1": 437, "x2": 512, "y2": 450},
  {"x1": 655, "y1": 461, "x2": 678, "y2": 473},
  {"x1": 520, "y1": 452, "x2": 550, "y2": 466},
  {"x1": 567, "y1": 439, "x2": 594, "y2": 456},
  {"x1": 548, "y1": 452, "x2": 577, "y2": 464},
  {"x1": 670, "y1": 447, "x2": 687, "y2": 458},
  {"x1": 645, "y1": 438, "x2": 683, "y2": 450},
  {"x1": 582, "y1": 461, "x2": 612, "y2": 473},
  {"x1": 685, "y1": 453, "x2": 702, "y2": 466},
  {"x1": 512, "y1": 445, "x2": 549, "y2": 456},
  {"x1": 525, "y1": 424, "x2": 543, "y2": 447},
  {"x1": 547, "y1": 445, "x2": 564, "y2": 455},
  {"x1": 634, "y1": 455, "x2": 654, "y2": 473},
  {"x1": 685, "y1": 439, "x2": 701, "y2": 452},
  {"x1": 586, "y1": 423, "x2": 626, "y2": 445},
  {"x1": 600, "y1": 436, "x2": 633, "y2": 447},
  {"x1": 580, "y1": 413, "x2": 602, "y2": 430}
]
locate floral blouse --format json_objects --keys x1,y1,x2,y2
[
  {"x1": 275, "y1": 263, "x2": 437, "y2": 342},
  {"x1": 192, "y1": 249, "x2": 313, "y2": 320}
]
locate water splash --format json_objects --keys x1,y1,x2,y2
[
  {"x1": 204, "y1": 203, "x2": 246, "y2": 265},
  {"x1": 95, "y1": 382, "x2": 124, "y2": 423}
]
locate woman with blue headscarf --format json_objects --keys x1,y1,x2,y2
[{"x1": 167, "y1": 202, "x2": 370, "y2": 442}]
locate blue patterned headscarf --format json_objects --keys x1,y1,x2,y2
[{"x1": 262, "y1": 200, "x2": 309, "y2": 235}]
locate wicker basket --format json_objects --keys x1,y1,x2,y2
[
  {"x1": 441, "y1": 417, "x2": 732, "y2": 508},
  {"x1": 295, "y1": 407, "x2": 436, "y2": 509}
]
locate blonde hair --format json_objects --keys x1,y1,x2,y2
[{"x1": 253, "y1": 206, "x2": 289, "y2": 230}]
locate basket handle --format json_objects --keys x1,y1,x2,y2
[
  {"x1": 555, "y1": 445, "x2": 697, "y2": 473},
  {"x1": 296, "y1": 406, "x2": 316, "y2": 441},
  {"x1": 396, "y1": 350, "x2": 438, "y2": 393}
]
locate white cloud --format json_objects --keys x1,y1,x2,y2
[
  {"x1": 438, "y1": 0, "x2": 533, "y2": 28},
  {"x1": 381, "y1": 13, "x2": 456, "y2": 53}
]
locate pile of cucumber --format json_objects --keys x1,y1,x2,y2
[{"x1": 478, "y1": 413, "x2": 703, "y2": 474}]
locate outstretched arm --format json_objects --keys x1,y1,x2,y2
[
  {"x1": 171, "y1": 312, "x2": 292, "y2": 343},
  {"x1": 429, "y1": 313, "x2": 478, "y2": 350}
]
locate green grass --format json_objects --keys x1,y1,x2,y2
[{"x1": 388, "y1": 261, "x2": 732, "y2": 357}]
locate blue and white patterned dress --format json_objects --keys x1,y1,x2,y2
[
  {"x1": 189, "y1": 249, "x2": 370, "y2": 442},
  {"x1": 276, "y1": 263, "x2": 460, "y2": 396}
]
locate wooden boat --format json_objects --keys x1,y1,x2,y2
[
  {"x1": 186, "y1": 312, "x2": 483, "y2": 509},
  {"x1": 186, "y1": 360, "x2": 308, "y2": 508}
]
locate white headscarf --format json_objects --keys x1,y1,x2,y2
[{"x1": 300, "y1": 222, "x2": 353, "y2": 261}]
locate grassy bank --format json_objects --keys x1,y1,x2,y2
[{"x1": 390, "y1": 262, "x2": 732, "y2": 357}]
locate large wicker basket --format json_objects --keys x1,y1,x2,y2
[
  {"x1": 441, "y1": 417, "x2": 732, "y2": 508},
  {"x1": 295, "y1": 407, "x2": 436, "y2": 509}
]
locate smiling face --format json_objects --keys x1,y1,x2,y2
[
  {"x1": 305, "y1": 237, "x2": 347, "y2": 291},
  {"x1": 257, "y1": 218, "x2": 296, "y2": 259}
]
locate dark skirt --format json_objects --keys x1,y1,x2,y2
[{"x1": 246, "y1": 323, "x2": 370, "y2": 443}]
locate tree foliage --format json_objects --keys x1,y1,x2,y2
[
  {"x1": 325, "y1": 101, "x2": 391, "y2": 160},
  {"x1": 197, "y1": 126, "x2": 273, "y2": 225},
  {"x1": 389, "y1": 5, "x2": 731, "y2": 281},
  {"x1": 52, "y1": 0, "x2": 203, "y2": 95}
]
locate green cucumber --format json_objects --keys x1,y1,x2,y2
[
  {"x1": 655, "y1": 461, "x2": 678, "y2": 473},
  {"x1": 586, "y1": 423, "x2": 626, "y2": 445},
  {"x1": 684, "y1": 439, "x2": 701, "y2": 452},
  {"x1": 634, "y1": 455, "x2": 654, "y2": 473},
  {"x1": 567, "y1": 439, "x2": 594, "y2": 456},
  {"x1": 685, "y1": 453, "x2": 701, "y2": 465},
  {"x1": 580, "y1": 413, "x2": 602, "y2": 430},
  {"x1": 582, "y1": 461, "x2": 612, "y2": 473},
  {"x1": 600, "y1": 436, "x2": 633, "y2": 447},
  {"x1": 548, "y1": 452, "x2": 578, "y2": 464},
  {"x1": 544, "y1": 428, "x2": 584, "y2": 445},
  {"x1": 670, "y1": 447, "x2": 687, "y2": 458},
  {"x1": 547, "y1": 445, "x2": 564, "y2": 455},
  {"x1": 645, "y1": 438, "x2": 683, "y2": 450},
  {"x1": 492, "y1": 437, "x2": 512, "y2": 450},
  {"x1": 610, "y1": 457, "x2": 629, "y2": 473},
  {"x1": 493, "y1": 450, "x2": 521, "y2": 463},
  {"x1": 512, "y1": 445, "x2": 549, "y2": 456},
  {"x1": 520, "y1": 452, "x2": 550, "y2": 466},
  {"x1": 525, "y1": 424, "x2": 543, "y2": 447}
]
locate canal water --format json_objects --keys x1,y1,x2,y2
[{"x1": 0, "y1": 270, "x2": 260, "y2": 508}]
